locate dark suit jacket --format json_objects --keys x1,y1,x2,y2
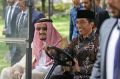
[
  {"x1": 4, "y1": 4, "x2": 20, "y2": 36},
  {"x1": 16, "y1": 9, "x2": 45, "y2": 39},
  {"x1": 95, "y1": 10, "x2": 110, "y2": 34},
  {"x1": 90, "y1": 18, "x2": 118, "y2": 79}
]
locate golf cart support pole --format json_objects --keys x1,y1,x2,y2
[
  {"x1": 48, "y1": 0, "x2": 51, "y2": 19},
  {"x1": 44, "y1": 61, "x2": 58, "y2": 79},
  {"x1": 26, "y1": 0, "x2": 33, "y2": 79}
]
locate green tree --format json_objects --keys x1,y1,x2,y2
[{"x1": 41, "y1": 0, "x2": 46, "y2": 13}]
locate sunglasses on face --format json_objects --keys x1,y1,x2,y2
[{"x1": 36, "y1": 27, "x2": 47, "y2": 31}]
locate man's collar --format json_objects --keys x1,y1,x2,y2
[
  {"x1": 118, "y1": 19, "x2": 120, "y2": 29},
  {"x1": 79, "y1": 32, "x2": 95, "y2": 41},
  {"x1": 73, "y1": 4, "x2": 81, "y2": 9},
  {"x1": 22, "y1": 9, "x2": 28, "y2": 14}
]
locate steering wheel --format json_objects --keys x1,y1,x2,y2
[{"x1": 45, "y1": 46, "x2": 75, "y2": 66}]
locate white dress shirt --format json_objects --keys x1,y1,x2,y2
[{"x1": 107, "y1": 19, "x2": 120, "y2": 79}]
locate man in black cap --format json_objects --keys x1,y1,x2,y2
[
  {"x1": 66, "y1": 10, "x2": 99, "y2": 79},
  {"x1": 49, "y1": 10, "x2": 99, "y2": 79}
]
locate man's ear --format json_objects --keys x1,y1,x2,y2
[{"x1": 90, "y1": 22, "x2": 95, "y2": 28}]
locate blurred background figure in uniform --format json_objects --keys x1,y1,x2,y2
[
  {"x1": 2, "y1": 0, "x2": 21, "y2": 65},
  {"x1": 69, "y1": 0, "x2": 83, "y2": 42}
]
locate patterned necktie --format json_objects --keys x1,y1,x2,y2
[
  {"x1": 18, "y1": 13, "x2": 25, "y2": 31},
  {"x1": 6, "y1": 6, "x2": 13, "y2": 35},
  {"x1": 113, "y1": 25, "x2": 120, "y2": 79},
  {"x1": 7, "y1": 6, "x2": 13, "y2": 25}
]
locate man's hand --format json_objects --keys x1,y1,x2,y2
[
  {"x1": 10, "y1": 63, "x2": 24, "y2": 79},
  {"x1": 11, "y1": 69, "x2": 22, "y2": 79},
  {"x1": 43, "y1": 42, "x2": 56, "y2": 57},
  {"x1": 72, "y1": 58, "x2": 80, "y2": 72}
]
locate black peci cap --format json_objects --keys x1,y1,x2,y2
[
  {"x1": 36, "y1": 18, "x2": 53, "y2": 23},
  {"x1": 77, "y1": 10, "x2": 95, "y2": 20}
]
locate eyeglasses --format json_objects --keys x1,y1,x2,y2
[{"x1": 36, "y1": 27, "x2": 47, "y2": 31}]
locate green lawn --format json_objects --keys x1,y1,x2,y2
[
  {"x1": 0, "y1": 18, "x2": 10, "y2": 72},
  {"x1": 0, "y1": 19, "x2": 4, "y2": 37},
  {"x1": 0, "y1": 43, "x2": 9, "y2": 72},
  {"x1": 0, "y1": 15, "x2": 70, "y2": 72},
  {"x1": 52, "y1": 15, "x2": 69, "y2": 37}
]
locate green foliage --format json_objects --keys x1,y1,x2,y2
[
  {"x1": 0, "y1": 18, "x2": 10, "y2": 73},
  {"x1": 53, "y1": 3, "x2": 70, "y2": 13},
  {"x1": 35, "y1": 2, "x2": 71, "y2": 14},
  {"x1": 35, "y1": 2, "x2": 42, "y2": 11},
  {"x1": 0, "y1": 43, "x2": 10, "y2": 72},
  {"x1": 0, "y1": 18, "x2": 4, "y2": 37},
  {"x1": 51, "y1": 15, "x2": 69, "y2": 37},
  {"x1": 0, "y1": 0, "x2": 4, "y2": 17},
  {"x1": 54, "y1": 3, "x2": 66, "y2": 12}
]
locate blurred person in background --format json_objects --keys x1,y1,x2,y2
[
  {"x1": 80, "y1": 0, "x2": 110, "y2": 34},
  {"x1": 2, "y1": 0, "x2": 21, "y2": 65},
  {"x1": 90, "y1": 0, "x2": 120, "y2": 78},
  {"x1": 69, "y1": 0, "x2": 83, "y2": 42}
]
